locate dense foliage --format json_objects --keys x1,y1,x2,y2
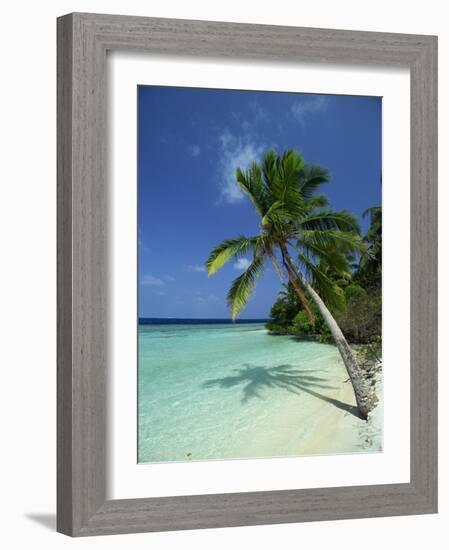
[{"x1": 266, "y1": 206, "x2": 382, "y2": 345}]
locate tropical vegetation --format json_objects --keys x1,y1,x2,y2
[
  {"x1": 205, "y1": 149, "x2": 379, "y2": 419},
  {"x1": 267, "y1": 205, "x2": 382, "y2": 346}
]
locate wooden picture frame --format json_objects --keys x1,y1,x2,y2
[{"x1": 57, "y1": 12, "x2": 438, "y2": 536}]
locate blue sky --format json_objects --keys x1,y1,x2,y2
[{"x1": 138, "y1": 86, "x2": 381, "y2": 319}]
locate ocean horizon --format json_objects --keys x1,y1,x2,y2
[{"x1": 139, "y1": 317, "x2": 268, "y2": 325}]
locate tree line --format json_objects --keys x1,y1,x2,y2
[{"x1": 266, "y1": 205, "x2": 381, "y2": 347}]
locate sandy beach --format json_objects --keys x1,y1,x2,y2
[
  {"x1": 230, "y1": 353, "x2": 383, "y2": 460},
  {"x1": 293, "y1": 366, "x2": 383, "y2": 456}
]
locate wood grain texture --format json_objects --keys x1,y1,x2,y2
[
  {"x1": 57, "y1": 12, "x2": 438, "y2": 536},
  {"x1": 57, "y1": 13, "x2": 74, "y2": 536}
]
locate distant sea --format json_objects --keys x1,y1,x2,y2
[
  {"x1": 139, "y1": 317, "x2": 268, "y2": 325},
  {"x1": 137, "y1": 318, "x2": 368, "y2": 463}
]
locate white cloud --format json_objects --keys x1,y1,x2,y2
[
  {"x1": 231, "y1": 111, "x2": 250, "y2": 131},
  {"x1": 249, "y1": 100, "x2": 270, "y2": 123},
  {"x1": 217, "y1": 129, "x2": 264, "y2": 204},
  {"x1": 187, "y1": 264, "x2": 206, "y2": 273},
  {"x1": 290, "y1": 95, "x2": 329, "y2": 127},
  {"x1": 164, "y1": 275, "x2": 176, "y2": 282},
  {"x1": 189, "y1": 144, "x2": 201, "y2": 157},
  {"x1": 141, "y1": 275, "x2": 165, "y2": 286},
  {"x1": 233, "y1": 258, "x2": 251, "y2": 271}
]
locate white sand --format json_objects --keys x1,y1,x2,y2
[{"x1": 293, "y1": 364, "x2": 383, "y2": 456}]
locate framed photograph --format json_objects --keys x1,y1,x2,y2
[{"x1": 57, "y1": 13, "x2": 437, "y2": 536}]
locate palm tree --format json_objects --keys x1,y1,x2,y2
[
  {"x1": 206, "y1": 149, "x2": 377, "y2": 419},
  {"x1": 361, "y1": 206, "x2": 382, "y2": 272}
]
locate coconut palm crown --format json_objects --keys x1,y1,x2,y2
[
  {"x1": 206, "y1": 148, "x2": 362, "y2": 319},
  {"x1": 205, "y1": 148, "x2": 377, "y2": 419}
]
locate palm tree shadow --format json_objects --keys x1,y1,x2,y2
[{"x1": 202, "y1": 363, "x2": 361, "y2": 419}]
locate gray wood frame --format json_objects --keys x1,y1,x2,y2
[{"x1": 57, "y1": 12, "x2": 438, "y2": 537}]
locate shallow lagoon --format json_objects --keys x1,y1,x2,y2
[{"x1": 138, "y1": 322, "x2": 380, "y2": 463}]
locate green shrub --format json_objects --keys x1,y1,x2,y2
[
  {"x1": 344, "y1": 283, "x2": 367, "y2": 301},
  {"x1": 336, "y1": 287, "x2": 381, "y2": 344},
  {"x1": 291, "y1": 310, "x2": 315, "y2": 335},
  {"x1": 316, "y1": 323, "x2": 332, "y2": 343},
  {"x1": 266, "y1": 278, "x2": 381, "y2": 345}
]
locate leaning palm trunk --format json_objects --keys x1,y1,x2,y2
[
  {"x1": 304, "y1": 282, "x2": 377, "y2": 419},
  {"x1": 281, "y1": 247, "x2": 377, "y2": 419}
]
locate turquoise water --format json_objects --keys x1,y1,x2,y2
[{"x1": 138, "y1": 322, "x2": 348, "y2": 463}]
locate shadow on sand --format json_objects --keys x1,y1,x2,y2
[{"x1": 202, "y1": 363, "x2": 361, "y2": 418}]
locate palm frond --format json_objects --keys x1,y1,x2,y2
[
  {"x1": 299, "y1": 165, "x2": 330, "y2": 200},
  {"x1": 298, "y1": 229, "x2": 365, "y2": 256},
  {"x1": 297, "y1": 239, "x2": 351, "y2": 273},
  {"x1": 260, "y1": 200, "x2": 297, "y2": 228},
  {"x1": 206, "y1": 236, "x2": 259, "y2": 276},
  {"x1": 236, "y1": 162, "x2": 267, "y2": 217},
  {"x1": 277, "y1": 149, "x2": 305, "y2": 205},
  {"x1": 297, "y1": 253, "x2": 345, "y2": 310},
  {"x1": 260, "y1": 149, "x2": 279, "y2": 195},
  {"x1": 299, "y1": 209, "x2": 361, "y2": 233},
  {"x1": 262, "y1": 150, "x2": 305, "y2": 219},
  {"x1": 303, "y1": 194, "x2": 329, "y2": 210},
  {"x1": 362, "y1": 205, "x2": 382, "y2": 224},
  {"x1": 227, "y1": 255, "x2": 265, "y2": 319}
]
